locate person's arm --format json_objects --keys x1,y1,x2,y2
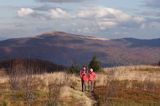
[
  {"x1": 80, "y1": 70, "x2": 82, "y2": 78},
  {"x1": 94, "y1": 73, "x2": 96, "y2": 80}
]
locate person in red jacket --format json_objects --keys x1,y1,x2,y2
[
  {"x1": 80, "y1": 65, "x2": 89, "y2": 92},
  {"x1": 89, "y1": 68, "x2": 96, "y2": 92}
]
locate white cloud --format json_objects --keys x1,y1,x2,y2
[
  {"x1": 75, "y1": 7, "x2": 145, "y2": 30},
  {"x1": 97, "y1": 21, "x2": 118, "y2": 30},
  {"x1": 49, "y1": 8, "x2": 70, "y2": 18},
  {"x1": 17, "y1": 8, "x2": 34, "y2": 17},
  {"x1": 77, "y1": 7, "x2": 131, "y2": 21},
  {"x1": 17, "y1": 6, "x2": 146, "y2": 32},
  {"x1": 133, "y1": 16, "x2": 145, "y2": 23}
]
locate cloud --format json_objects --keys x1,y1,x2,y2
[
  {"x1": 47, "y1": 7, "x2": 145, "y2": 28},
  {"x1": 140, "y1": 10, "x2": 160, "y2": 18},
  {"x1": 75, "y1": 7, "x2": 145, "y2": 29},
  {"x1": 17, "y1": 7, "x2": 71, "y2": 19},
  {"x1": 17, "y1": 8, "x2": 34, "y2": 17},
  {"x1": 49, "y1": 8, "x2": 70, "y2": 18},
  {"x1": 76, "y1": 7, "x2": 145, "y2": 22},
  {"x1": 78, "y1": 7, "x2": 125, "y2": 28},
  {"x1": 77, "y1": 7, "x2": 131, "y2": 20},
  {"x1": 141, "y1": 17, "x2": 160, "y2": 29},
  {"x1": 145, "y1": 0, "x2": 160, "y2": 8},
  {"x1": 36, "y1": 0, "x2": 86, "y2": 3},
  {"x1": 17, "y1": 6, "x2": 146, "y2": 32}
]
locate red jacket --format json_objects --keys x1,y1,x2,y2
[
  {"x1": 80, "y1": 70, "x2": 89, "y2": 81},
  {"x1": 89, "y1": 72, "x2": 96, "y2": 81}
]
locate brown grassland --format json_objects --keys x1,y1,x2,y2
[{"x1": 0, "y1": 65, "x2": 160, "y2": 106}]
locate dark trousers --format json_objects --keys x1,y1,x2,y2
[{"x1": 81, "y1": 79, "x2": 88, "y2": 92}]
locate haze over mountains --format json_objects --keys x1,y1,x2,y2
[{"x1": 0, "y1": 32, "x2": 160, "y2": 67}]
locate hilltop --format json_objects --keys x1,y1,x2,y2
[{"x1": 0, "y1": 32, "x2": 160, "y2": 67}]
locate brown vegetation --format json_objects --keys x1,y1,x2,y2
[
  {"x1": 0, "y1": 58, "x2": 66, "y2": 73},
  {"x1": 0, "y1": 64, "x2": 160, "y2": 106},
  {"x1": 94, "y1": 80, "x2": 160, "y2": 106}
]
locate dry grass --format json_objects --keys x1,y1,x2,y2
[
  {"x1": 0, "y1": 68, "x2": 7, "y2": 77},
  {"x1": 94, "y1": 80, "x2": 160, "y2": 106},
  {"x1": 104, "y1": 65, "x2": 160, "y2": 82},
  {"x1": 0, "y1": 71, "x2": 93, "y2": 106},
  {"x1": 0, "y1": 65, "x2": 160, "y2": 106},
  {"x1": 59, "y1": 86, "x2": 94, "y2": 106},
  {"x1": 105, "y1": 65, "x2": 160, "y2": 72}
]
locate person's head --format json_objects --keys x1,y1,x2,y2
[
  {"x1": 83, "y1": 65, "x2": 87, "y2": 70},
  {"x1": 90, "y1": 68, "x2": 93, "y2": 72},
  {"x1": 83, "y1": 67, "x2": 86, "y2": 71}
]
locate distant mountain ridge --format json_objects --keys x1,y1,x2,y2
[
  {"x1": 0, "y1": 32, "x2": 160, "y2": 67},
  {"x1": 121, "y1": 38, "x2": 160, "y2": 47}
]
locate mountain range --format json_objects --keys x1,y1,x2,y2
[{"x1": 0, "y1": 32, "x2": 160, "y2": 67}]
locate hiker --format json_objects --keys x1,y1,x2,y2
[
  {"x1": 89, "y1": 68, "x2": 96, "y2": 92},
  {"x1": 80, "y1": 65, "x2": 89, "y2": 92}
]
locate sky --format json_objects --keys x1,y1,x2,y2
[{"x1": 0, "y1": 0, "x2": 160, "y2": 39}]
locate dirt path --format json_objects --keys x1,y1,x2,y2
[{"x1": 85, "y1": 91, "x2": 99, "y2": 106}]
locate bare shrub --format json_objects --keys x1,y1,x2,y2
[
  {"x1": 8, "y1": 59, "x2": 22, "y2": 100},
  {"x1": 46, "y1": 82, "x2": 62, "y2": 106},
  {"x1": 22, "y1": 59, "x2": 36, "y2": 105},
  {"x1": 8, "y1": 58, "x2": 40, "y2": 105}
]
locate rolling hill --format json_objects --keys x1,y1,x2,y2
[{"x1": 0, "y1": 32, "x2": 160, "y2": 67}]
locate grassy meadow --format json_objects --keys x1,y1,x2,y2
[{"x1": 0, "y1": 65, "x2": 160, "y2": 106}]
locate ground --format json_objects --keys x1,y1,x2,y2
[{"x1": 0, "y1": 65, "x2": 160, "y2": 106}]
